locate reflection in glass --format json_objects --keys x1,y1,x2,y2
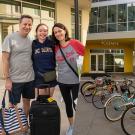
[
  {"x1": 128, "y1": 22, "x2": 135, "y2": 31},
  {"x1": 118, "y1": 4, "x2": 127, "y2": 22},
  {"x1": 108, "y1": 5, "x2": 116, "y2": 23},
  {"x1": 105, "y1": 54, "x2": 114, "y2": 65},
  {"x1": 98, "y1": 55, "x2": 103, "y2": 71},
  {"x1": 98, "y1": 6, "x2": 107, "y2": 24},
  {"x1": 90, "y1": 8, "x2": 98, "y2": 25},
  {"x1": 87, "y1": 1, "x2": 135, "y2": 33},
  {"x1": 105, "y1": 53, "x2": 114, "y2": 72},
  {"x1": 105, "y1": 66, "x2": 114, "y2": 72},
  {"x1": 118, "y1": 23, "x2": 127, "y2": 31},
  {"x1": 115, "y1": 55, "x2": 124, "y2": 66},
  {"x1": 98, "y1": 24, "x2": 107, "y2": 32},
  {"x1": 89, "y1": 25, "x2": 97, "y2": 33},
  {"x1": 115, "y1": 54, "x2": 124, "y2": 72},
  {"x1": 128, "y1": 3, "x2": 135, "y2": 21},
  {"x1": 91, "y1": 55, "x2": 96, "y2": 71},
  {"x1": 108, "y1": 24, "x2": 116, "y2": 32}
]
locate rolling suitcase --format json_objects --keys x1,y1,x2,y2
[{"x1": 29, "y1": 86, "x2": 60, "y2": 135}]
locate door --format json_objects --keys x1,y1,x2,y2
[{"x1": 90, "y1": 53, "x2": 105, "y2": 73}]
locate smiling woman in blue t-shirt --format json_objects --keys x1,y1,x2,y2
[{"x1": 32, "y1": 23, "x2": 57, "y2": 96}]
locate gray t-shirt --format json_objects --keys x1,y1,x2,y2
[
  {"x1": 56, "y1": 47, "x2": 79, "y2": 84},
  {"x1": 2, "y1": 32, "x2": 34, "y2": 82}
]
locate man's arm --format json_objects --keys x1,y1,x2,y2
[
  {"x1": 2, "y1": 52, "x2": 12, "y2": 90},
  {"x1": 2, "y1": 52, "x2": 10, "y2": 79}
]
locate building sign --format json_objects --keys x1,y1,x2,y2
[{"x1": 101, "y1": 40, "x2": 119, "y2": 46}]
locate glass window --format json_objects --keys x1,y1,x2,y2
[
  {"x1": 34, "y1": 9, "x2": 40, "y2": 16},
  {"x1": 90, "y1": 8, "x2": 98, "y2": 25},
  {"x1": 118, "y1": 23, "x2": 127, "y2": 31},
  {"x1": 15, "y1": 5, "x2": 21, "y2": 13},
  {"x1": 89, "y1": 25, "x2": 97, "y2": 33},
  {"x1": 0, "y1": 4, "x2": 11, "y2": 14},
  {"x1": 108, "y1": 24, "x2": 116, "y2": 32},
  {"x1": 41, "y1": 7, "x2": 55, "y2": 19},
  {"x1": 128, "y1": 3, "x2": 135, "y2": 21},
  {"x1": 23, "y1": 0, "x2": 40, "y2": 5},
  {"x1": 105, "y1": 49, "x2": 116, "y2": 53},
  {"x1": 128, "y1": 22, "x2": 135, "y2": 31},
  {"x1": 105, "y1": 54, "x2": 114, "y2": 65},
  {"x1": 92, "y1": 0, "x2": 98, "y2": 2},
  {"x1": 41, "y1": 0, "x2": 55, "y2": 8},
  {"x1": 90, "y1": 49, "x2": 104, "y2": 53},
  {"x1": 29, "y1": 18, "x2": 40, "y2": 40},
  {"x1": 98, "y1": 24, "x2": 107, "y2": 32},
  {"x1": 108, "y1": 5, "x2": 116, "y2": 23},
  {"x1": 22, "y1": 3, "x2": 40, "y2": 17},
  {"x1": 105, "y1": 66, "x2": 114, "y2": 72},
  {"x1": 118, "y1": 4, "x2": 127, "y2": 22},
  {"x1": 114, "y1": 54, "x2": 124, "y2": 72},
  {"x1": 98, "y1": 6, "x2": 107, "y2": 24},
  {"x1": 99, "y1": 0, "x2": 108, "y2": 1}
]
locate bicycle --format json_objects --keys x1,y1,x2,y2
[
  {"x1": 80, "y1": 80, "x2": 96, "y2": 103},
  {"x1": 104, "y1": 79, "x2": 135, "y2": 122},
  {"x1": 91, "y1": 77, "x2": 118, "y2": 109},
  {"x1": 121, "y1": 104, "x2": 135, "y2": 135},
  {"x1": 80, "y1": 74, "x2": 114, "y2": 103}
]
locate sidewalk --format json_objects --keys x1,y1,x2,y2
[{"x1": 0, "y1": 79, "x2": 69, "y2": 135}]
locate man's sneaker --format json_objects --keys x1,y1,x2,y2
[{"x1": 66, "y1": 125, "x2": 73, "y2": 135}]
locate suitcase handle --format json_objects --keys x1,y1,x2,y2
[{"x1": 36, "y1": 84, "x2": 51, "y2": 98}]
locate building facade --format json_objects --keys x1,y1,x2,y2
[
  {"x1": 83, "y1": 0, "x2": 135, "y2": 74},
  {"x1": 0, "y1": 0, "x2": 90, "y2": 78}
]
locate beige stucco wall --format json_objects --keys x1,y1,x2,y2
[
  {"x1": 81, "y1": 9, "x2": 90, "y2": 45},
  {"x1": 55, "y1": 0, "x2": 90, "y2": 44},
  {"x1": 55, "y1": 0, "x2": 72, "y2": 36}
]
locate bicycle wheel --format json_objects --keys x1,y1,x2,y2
[
  {"x1": 92, "y1": 89, "x2": 109, "y2": 109},
  {"x1": 80, "y1": 81, "x2": 95, "y2": 103},
  {"x1": 121, "y1": 105, "x2": 135, "y2": 135},
  {"x1": 104, "y1": 95, "x2": 126, "y2": 122},
  {"x1": 128, "y1": 85, "x2": 135, "y2": 94}
]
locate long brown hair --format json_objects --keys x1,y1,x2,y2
[{"x1": 52, "y1": 23, "x2": 70, "y2": 45}]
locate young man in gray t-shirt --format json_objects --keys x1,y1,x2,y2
[{"x1": 2, "y1": 15, "x2": 35, "y2": 117}]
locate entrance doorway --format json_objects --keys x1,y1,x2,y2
[{"x1": 90, "y1": 53, "x2": 105, "y2": 73}]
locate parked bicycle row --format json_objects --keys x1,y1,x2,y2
[{"x1": 80, "y1": 75, "x2": 135, "y2": 135}]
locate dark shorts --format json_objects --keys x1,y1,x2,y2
[
  {"x1": 9, "y1": 81, "x2": 35, "y2": 104},
  {"x1": 34, "y1": 73, "x2": 58, "y2": 89}
]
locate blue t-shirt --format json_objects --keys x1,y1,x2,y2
[{"x1": 32, "y1": 37, "x2": 56, "y2": 74}]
